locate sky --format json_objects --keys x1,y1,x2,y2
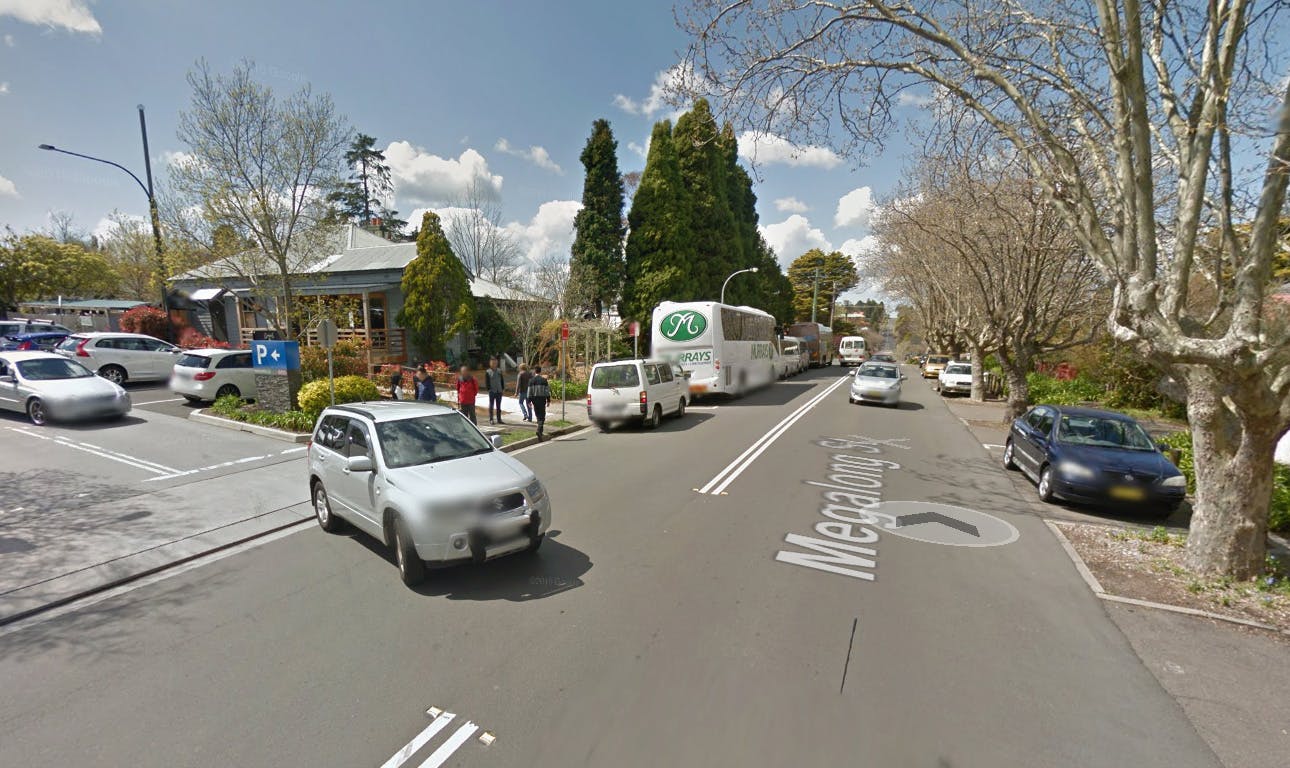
[{"x1": 0, "y1": 0, "x2": 930, "y2": 301}]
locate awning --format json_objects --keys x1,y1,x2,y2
[{"x1": 189, "y1": 288, "x2": 228, "y2": 301}]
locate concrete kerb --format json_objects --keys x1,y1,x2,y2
[
  {"x1": 1044, "y1": 519, "x2": 1290, "y2": 638},
  {"x1": 189, "y1": 409, "x2": 311, "y2": 443},
  {"x1": 501, "y1": 422, "x2": 588, "y2": 453}
]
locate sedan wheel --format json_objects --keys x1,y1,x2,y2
[
  {"x1": 1002, "y1": 441, "x2": 1018, "y2": 470},
  {"x1": 27, "y1": 398, "x2": 48, "y2": 426},
  {"x1": 313, "y1": 482, "x2": 343, "y2": 533},
  {"x1": 1038, "y1": 466, "x2": 1056, "y2": 503}
]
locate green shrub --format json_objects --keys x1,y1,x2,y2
[
  {"x1": 297, "y1": 375, "x2": 380, "y2": 416},
  {"x1": 1026, "y1": 372, "x2": 1104, "y2": 406},
  {"x1": 300, "y1": 340, "x2": 369, "y2": 382},
  {"x1": 1158, "y1": 429, "x2": 1290, "y2": 534},
  {"x1": 210, "y1": 394, "x2": 315, "y2": 433},
  {"x1": 549, "y1": 378, "x2": 588, "y2": 400}
]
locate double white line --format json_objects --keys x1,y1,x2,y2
[
  {"x1": 696, "y1": 375, "x2": 852, "y2": 496},
  {"x1": 380, "y1": 710, "x2": 482, "y2": 768}
]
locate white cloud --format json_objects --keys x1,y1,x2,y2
[
  {"x1": 834, "y1": 186, "x2": 877, "y2": 228},
  {"x1": 3, "y1": 33, "x2": 14, "y2": 46},
  {"x1": 896, "y1": 91, "x2": 934, "y2": 108},
  {"x1": 384, "y1": 142, "x2": 503, "y2": 206},
  {"x1": 760, "y1": 215, "x2": 832, "y2": 268},
  {"x1": 503, "y1": 200, "x2": 583, "y2": 263},
  {"x1": 627, "y1": 141, "x2": 647, "y2": 160},
  {"x1": 736, "y1": 132, "x2": 842, "y2": 169},
  {"x1": 495, "y1": 138, "x2": 563, "y2": 175},
  {"x1": 774, "y1": 197, "x2": 808, "y2": 214},
  {"x1": 0, "y1": 0, "x2": 101, "y2": 35},
  {"x1": 162, "y1": 149, "x2": 196, "y2": 169},
  {"x1": 613, "y1": 63, "x2": 694, "y2": 118},
  {"x1": 92, "y1": 213, "x2": 145, "y2": 240},
  {"x1": 0, "y1": 81, "x2": 8, "y2": 95},
  {"x1": 838, "y1": 236, "x2": 880, "y2": 260},
  {"x1": 0, "y1": 173, "x2": 18, "y2": 198}
]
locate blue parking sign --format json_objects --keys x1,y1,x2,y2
[{"x1": 251, "y1": 340, "x2": 300, "y2": 371}]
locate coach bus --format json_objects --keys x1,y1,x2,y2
[
  {"x1": 651, "y1": 301, "x2": 778, "y2": 397},
  {"x1": 784, "y1": 321, "x2": 835, "y2": 367}
]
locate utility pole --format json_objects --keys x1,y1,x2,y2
[
  {"x1": 810, "y1": 267, "x2": 820, "y2": 324},
  {"x1": 829, "y1": 281, "x2": 838, "y2": 326}
]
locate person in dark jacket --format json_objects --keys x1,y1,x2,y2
[
  {"x1": 390, "y1": 370, "x2": 404, "y2": 400},
  {"x1": 456, "y1": 365, "x2": 479, "y2": 424},
  {"x1": 528, "y1": 365, "x2": 551, "y2": 440},
  {"x1": 414, "y1": 368, "x2": 437, "y2": 402},
  {"x1": 516, "y1": 363, "x2": 532, "y2": 422},
  {"x1": 484, "y1": 357, "x2": 505, "y2": 425}
]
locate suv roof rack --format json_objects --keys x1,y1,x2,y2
[{"x1": 328, "y1": 404, "x2": 376, "y2": 420}]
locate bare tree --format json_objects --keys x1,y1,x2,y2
[
  {"x1": 682, "y1": 0, "x2": 1290, "y2": 578},
  {"x1": 98, "y1": 213, "x2": 155, "y2": 301},
  {"x1": 533, "y1": 253, "x2": 576, "y2": 316},
  {"x1": 442, "y1": 176, "x2": 523, "y2": 286},
  {"x1": 170, "y1": 59, "x2": 350, "y2": 334}
]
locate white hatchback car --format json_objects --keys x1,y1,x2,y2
[
  {"x1": 170, "y1": 348, "x2": 258, "y2": 402},
  {"x1": 307, "y1": 401, "x2": 552, "y2": 587},
  {"x1": 586, "y1": 359, "x2": 688, "y2": 431},
  {"x1": 56, "y1": 332, "x2": 181, "y2": 384}
]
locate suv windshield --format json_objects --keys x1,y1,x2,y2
[
  {"x1": 375, "y1": 413, "x2": 494, "y2": 468},
  {"x1": 16, "y1": 358, "x2": 95, "y2": 380},
  {"x1": 591, "y1": 364, "x2": 640, "y2": 388},
  {"x1": 1056, "y1": 414, "x2": 1156, "y2": 451}
]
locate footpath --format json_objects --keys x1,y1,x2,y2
[{"x1": 937, "y1": 391, "x2": 1290, "y2": 768}]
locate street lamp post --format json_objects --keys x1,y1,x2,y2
[
  {"x1": 39, "y1": 105, "x2": 172, "y2": 341},
  {"x1": 720, "y1": 266, "x2": 759, "y2": 305}
]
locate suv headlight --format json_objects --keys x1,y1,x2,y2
[
  {"x1": 525, "y1": 478, "x2": 547, "y2": 502},
  {"x1": 1058, "y1": 461, "x2": 1096, "y2": 480},
  {"x1": 1161, "y1": 475, "x2": 1187, "y2": 489}
]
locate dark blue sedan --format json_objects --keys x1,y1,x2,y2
[
  {"x1": 0, "y1": 331, "x2": 71, "y2": 352},
  {"x1": 1003, "y1": 405, "x2": 1187, "y2": 514}
]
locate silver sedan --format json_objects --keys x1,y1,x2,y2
[
  {"x1": 0, "y1": 351, "x2": 132, "y2": 426},
  {"x1": 849, "y1": 362, "x2": 904, "y2": 407}
]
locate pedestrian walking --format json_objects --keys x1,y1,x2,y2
[
  {"x1": 455, "y1": 365, "x2": 479, "y2": 424},
  {"x1": 516, "y1": 363, "x2": 533, "y2": 422},
  {"x1": 528, "y1": 365, "x2": 551, "y2": 441},
  {"x1": 414, "y1": 368, "x2": 437, "y2": 402},
  {"x1": 485, "y1": 357, "x2": 505, "y2": 424},
  {"x1": 389, "y1": 369, "x2": 404, "y2": 400}
]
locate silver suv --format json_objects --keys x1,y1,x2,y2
[{"x1": 307, "y1": 401, "x2": 552, "y2": 586}]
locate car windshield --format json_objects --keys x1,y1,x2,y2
[
  {"x1": 1056, "y1": 415, "x2": 1156, "y2": 451},
  {"x1": 928, "y1": 356, "x2": 949, "y2": 364},
  {"x1": 591, "y1": 364, "x2": 640, "y2": 388},
  {"x1": 375, "y1": 413, "x2": 494, "y2": 468},
  {"x1": 16, "y1": 357, "x2": 95, "y2": 380},
  {"x1": 857, "y1": 365, "x2": 898, "y2": 379},
  {"x1": 946, "y1": 364, "x2": 971, "y2": 375}
]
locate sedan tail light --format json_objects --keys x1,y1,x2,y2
[{"x1": 193, "y1": 371, "x2": 217, "y2": 381}]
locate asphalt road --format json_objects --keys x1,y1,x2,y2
[{"x1": 0, "y1": 366, "x2": 1220, "y2": 767}]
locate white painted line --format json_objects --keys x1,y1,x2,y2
[
  {"x1": 280, "y1": 446, "x2": 307, "y2": 454},
  {"x1": 142, "y1": 454, "x2": 277, "y2": 482},
  {"x1": 982, "y1": 443, "x2": 1006, "y2": 450},
  {"x1": 417, "y1": 722, "x2": 479, "y2": 768},
  {"x1": 379, "y1": 712, "x2": 457, "y2": 768},
  {"x1": 73, "y1": 440, "x2": 178, "y2": 473},
  {"x1": 699, "y1": 376, "x2": 851, "y2": 495},
  {"x1": 133, "y1": 397, "x2": 184, "y2": 406},
  {"x1": 48, "y1": 438, "x2": 167, "y2": 475},
  {"x1": 687, "y1": 405, "x2": 720, "y2": 410},
  {"x1": 509, "y1": 428, "x2": 586, "y2": 456},
  {"x1": 8, "y1": 427, "x2": 50, "y2": 440},
  {"x1": 11, "y1": 507, "x2": 22, "y2": 512}
]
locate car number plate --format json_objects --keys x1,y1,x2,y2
[
  {"x1": 1109, "y1": 485, "x2": 1146, "y2": 501},
  {"x1": 865, "y1": 390, "x2": 884, "y2": 397}
]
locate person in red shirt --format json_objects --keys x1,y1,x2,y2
[{"x1": 455, "y1": 365, "x2": 479, "y2": 424}]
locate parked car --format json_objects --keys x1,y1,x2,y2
[
  {"x1": 0, "y1": 331, "x2": 70, "y2": 352},
  {"x1": 55, "y1": 332, "x2": 181, "y2": 384},
  {"x1": 0, "y1": 351, "x2": 131, "y2": 425},
  {"x1": 921, "y1": 354, "x2": 951, "y2": 379},
  {"x1": 848, "y1": 361, "x2": 904, "y2": 407},
  {"x1": 0, "y1": 319, "x2": 73, "y2": 337},
  {"x1": 1003, "y1": 405, "x2": 1186, "y2": 515},
  {"x1": 307, "y1": 401, "x2": 551, "y2": 586},
  {"x1": 936, "y1": 361, "x2": 973, "y2": 396},
  {"x1": 586, "y1": 358, "x2": 688, "y2": 431},
  {"x1": 170, "y1": 348, "x2": 257, "y2": 402},
  {"x1": 779, "y1": 336, "x2": 808, "y2": 375}
]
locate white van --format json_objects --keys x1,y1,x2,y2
[
  {"x1": 587, "y1": 359, "x2": 688, "y2": 431},
  {"x1": 838, "y1": 336, "x2": 868, "y2": 366}
]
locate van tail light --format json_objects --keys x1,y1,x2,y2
[
  {"x1": 586, "y1": 395, "x2": 592, "y2": 408},
  {"x1": 194, "y1": 371, "x2": 217, "y2": 381},
  {"x1": 76, "y1": 339, "x2": 91, "y2": 357},
  {"x1": 639, "y1": 390, "x2": 648, "y2": 415}
]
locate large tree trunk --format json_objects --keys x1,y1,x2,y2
[
  {"x1": 998, "y1": 357, "x2": 1031, "y2": 422},
  {"x1": 1182, "y1": 367, "x2": 1278, "y2": 579},
  {"x1": 967, "y1": 339, "x2": 986, "y2": 401}
]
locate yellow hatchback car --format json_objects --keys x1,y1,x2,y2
[{"x1": 922, "y1": 354, "x2": 951, "y2": 379}]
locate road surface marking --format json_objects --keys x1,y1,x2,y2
[
  {"x1": 687, "y1": 405, "x2": 720, "y2": 410},
  {"x1": 379, "y1": 712, "x2": 457, "y2": 768},
  {"x1": 142, "y1": 454, "x2": 278, "y2": 482},
  {"x1": 73, "y1": 440, "x2": 178, "y2": 473},
  {"x1": 8, "y1": 427, "x2": 50, "y2": 440},
  {"x1": 699, "y1": 375, "x2": 851, "y2": 495},
  {"x1": 509, "y1": 429, "x2": 585, "y2": 456},
  {"x1": 982, "y1": 443, "x2": 1006, "y2": 449},
  {"x1": 47, "y1": 438, "x2": 168, "y2": 475},
  {"x1": 417, "y1": 722, "x2": 479, "y2": 768},
  {"x1": 133, "y1": 397, "x2": 184, "y2": 406},
  {"x1": 280, "y1": 446, "x2": 307, "y2": 454}
]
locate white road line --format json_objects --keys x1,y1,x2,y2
[
  {"x1": 47, "y1": 438, "x2": 167, "y2": 475},
  {"x1": 142, "y1": 454, "x2": 277, "y2": 482},
  {"x1": 982, "y1": 443, "x2": 1006, "y2": 449},
  {"x1": 698, "y1": 376, "x2": 851, "y2": 495},
  {"x1": 133, "y1": 397, "x2": 184, "y2": 406},
  {"x1": 73, "y1": 440, "x2": 178, "y2": 473},
  {"x1": 509, "y1": 429, "x2": 585, "y2": 456},
  {"x1": 8, "y1": 427, "x2": 50, "y2": 440},
  {"x1": 280, "y1": 446, "x2": 307, "y2": 454},
  {"x1": 416, "y1": 722, "x2": 479, "y2": 768},
  {"x1": 379, "y1": 712, "x2": 457, "y2": 768}
]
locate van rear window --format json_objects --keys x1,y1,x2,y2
[{"x1": 591, "y1": 364, "x2": 640, "y2": 388}]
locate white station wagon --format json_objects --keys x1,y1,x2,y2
[{"x1": 170, "y1": 348, "x2": 258, "y2": 402}]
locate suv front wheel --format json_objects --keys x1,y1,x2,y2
[{"x1": 392, "y1": 515, "x2": 427, "y2": 587}]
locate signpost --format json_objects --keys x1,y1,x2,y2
[
  {"x1": 317, "y1": 319, "x2": 338, "y2": 406},
  {"x1": 251, "y1": 339, "x2": 302, "y2": 413},
  {"x1": 629, "y1": 321, "x2": 640, "y2": 359},
  {"x1": 560, "y1": 321, "x2": 568, "y2": 421}
]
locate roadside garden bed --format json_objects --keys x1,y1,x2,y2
[{"x1": 210, "y1": 395, "x2": 313, "y2": 433}]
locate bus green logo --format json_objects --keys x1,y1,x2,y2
[{"x1": 659, "y1": 310, "x2": 708, "y2": 341}]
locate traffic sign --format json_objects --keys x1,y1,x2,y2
[
  {"x1": 561, "y1": 321, "x2": 569, "y2": 340},
  {"x1": 628, "y1": 321, "x2": 640, "y2": 338},
  {"x1": 251, "y1": 340, "x2": 301, "y2": 371},
  {"x1": 317, "y1": 319, "x2": 338, "y2": 349}
]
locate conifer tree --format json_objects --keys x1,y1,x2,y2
[
  {"x1": 569, "y1": 119, "x2": 626, "y2": 318},
  {"x1": 396, "y1": 211, "x2": 474, "y2": 360}
]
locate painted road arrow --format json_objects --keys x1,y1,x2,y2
[{"x1": 895, "y1": 511, "x2": 980, "y2": 538}]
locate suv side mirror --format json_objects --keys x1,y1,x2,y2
[
  {"x1": 346, "y1": 455, "x2": 374, "y2": 472},
  {"x1": 490, "y1": 435, "x2": 503, "y2": 449},
  {"x1": 0, "y1": 374, "x2": 14, "y2": 384}
]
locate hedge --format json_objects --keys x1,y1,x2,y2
[{"x1": 297, "y1": 375, "x2": 380, "y2": 417}]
